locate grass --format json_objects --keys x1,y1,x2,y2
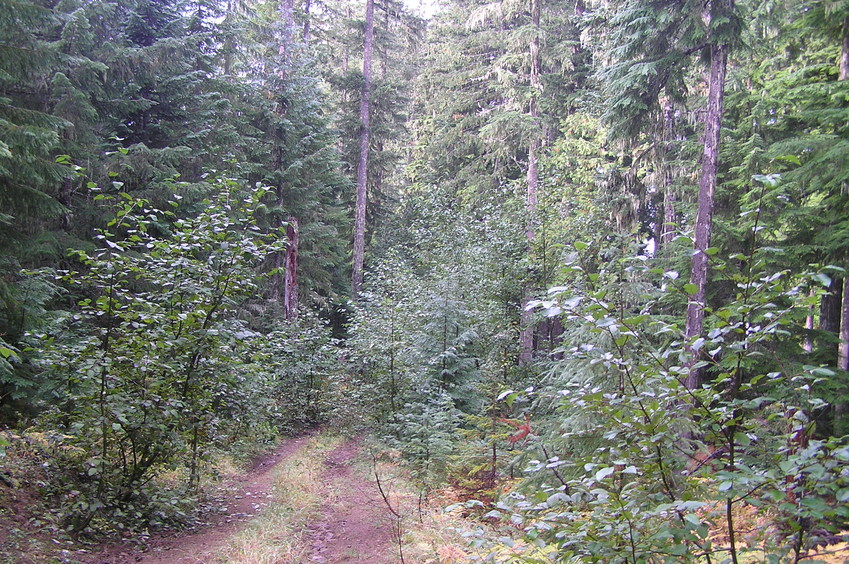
[
  {"x1": 208, "y1": 432, "x2": 491, "y2": 563},
  {"x1": 207, "y1": 432, "x2": 342, "y2": 564},
  {"x1": 360, "y1": 445, "x2": 491, "y2": 564}
]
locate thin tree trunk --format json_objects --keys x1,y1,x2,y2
[
  {"x1": 284, "y1": 216, "x2": 299, "y2": 319},
  {"x1": 684, "y1": 33, "x2": 728, "y2": 390},
  {"x1": 303, "y1": 0, "x2": 311, "y2": 42},
  {"x1": 836, "y1": 274, "x2": 849, "y2": 433},
  {"x1": 804, "y1": 290, "x2": 814, "y2": 353},
  {"x1": 279, "y1": 0, "x2": 294, "y2": 64},
  {"x1": 839, "y1": 17, "x2": 849, "y2": 81},
  {"x1": 352, "y1": 0, "x2": 375, "y2": 298},
  {"x1": 526, "y1": 0, "x2": 541, "y2": 217},
  {"x1": 839, "y1": 276, "x2": 849, "y2": 372},
  {"x1": 834, "y1": 18, "x2": 848, "y2": 431},
  {"x1": 519, "y1": 298, "x2": 534, "y2": 364},
  {"x1": 659, "y1": 99, "x2": 678, "y2": 248},
  {"x1": 662, "y1": 191, "x2": 677, "y2": 246},
  {"x1": 519, "y1": 0, "x2": 542, "y2": 364}
]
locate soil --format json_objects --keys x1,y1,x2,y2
[
  {"x1": 305, "y1": 440, "x2": 398, "y2": 563},
  {"x1": 73, "y1": 435, "x2": 400, "y2": 564},
  {"x1": 78, "y1": 434, "x2": 312, "y2": 564}
]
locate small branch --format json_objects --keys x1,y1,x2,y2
[
  {"x1": 373, "y1": 466, "x2": 402, "y2": 519},
  {"x1": 372, "y1": 453, "x2": 405, "y2": 564},
  {"x1": 541, "y1": 445, "x2": 571, "y2": 494}
]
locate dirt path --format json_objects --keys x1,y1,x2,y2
[
  {"x1": 305, "y1": 440, "x2": 398, "y2": 563},
  {"x1": 80, "y1": 435, "x2": 312, "y2": 564},
  {"x1": 77, "y1": 434, "x2": 401, "y2": 564}
]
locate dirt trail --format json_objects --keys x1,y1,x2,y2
[
  {"x1": 78, "y1": 434, "x2": 400, "y2": 564},
  {"x1": 80, "y1": 435, "x2": 312, "y2": 564},
  {"x1": 305, "y1": 440, "x2": 398, "y2": 563}
]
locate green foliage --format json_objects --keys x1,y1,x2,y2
[
  {"x1": 30, "y1": 178, "x2": 291, "y2": 532},
  {"x1": 385, "y1": 389, "x2": 461, "y2": 490},
  {"x1": 593, "y1": 0, "x2": 742, "y2": 141},
  {"x1": 243, "y1": 310, "x2": 341, "y2": 431},
  {"x1": 412, "y1": 0, "x2": 586, "y2": 202},
  {"x1": 488, "y1": 229, "x2": 849, "y2": 561}
]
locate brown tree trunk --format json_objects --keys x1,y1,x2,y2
[
  {"x1": 836, "y1": 273, "x2": 849, "y2": 433},
  {"x1": 352, "y1": 0, "x2": 375, "y2": 298},
  {"x1": 821, "y1": 278, "x2": 843, "y2": 335},
  {"x1": 834, "y1": 18, "x2": 849, "y2": 431},
  {"x1": 839, "y1": 276, "x2": 849, "y2": 371},
  {"x1": 684, "y1": 36, "x2": 728, "y2": 390},
  {"x1": 284, "y1": 217, "x2": 299, "y2": 319}
]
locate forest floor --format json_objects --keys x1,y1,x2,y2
[
  {"x1": 0, "y1": 431, "x2": 475, "y2": 563},
  {"x1": 4, "y1": 431, "x2": 849, "y2": 563},
  {"x1": 78, "y1": 434, "x2": 404, "y2": 563}
]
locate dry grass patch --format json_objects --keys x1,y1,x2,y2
[{"x1": 207, "y1": 433, "x2": 342, "y2": 563}]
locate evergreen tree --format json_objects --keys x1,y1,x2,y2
[
  {"x1": 0, "y1": 0, "x2": 71, "y2": 413},
  {"x1": 595, "y1": 0, "x2": 743, "y2": 388},
  {"x1": 233, "y1": 0, "x2": 353, "y2": 314}
]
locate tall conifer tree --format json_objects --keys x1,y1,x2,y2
[{"x1": 352, "y1": 0, "x2": 375, "y2": 298}]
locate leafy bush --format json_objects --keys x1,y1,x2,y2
[
  {"x1": 30, "y1": 178, "x2": 291, "y2": 532},
  {"x1": 491, "y1": 235, "x2": 849, "y2": 562}
]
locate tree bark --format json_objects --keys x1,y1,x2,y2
[
  {"x1": 526, "y1": 0, "x2": 541, "y2": 215},
  {"x1": 821, "y1": 278, "x2": 843, "y2": 335},
  {"x1": 834, "y1": 18, "x2": 849, "y2": 431},
  {"x1": 659, "y1": 99, "x2": 678, "y2": 248},
  {"x1": 303, "y1": 0, "x2": 311, "y2": 43},
  {"x1": 279, "y1": 0, "x2": 295, "y2": 66},
  {"x1": 519, "y1": 0, "x2": 542, "y2": 364},
  {"x1": 662, "y1": 191, "x2": 678, "y2": 246},
  {"x1": 352, "y1": 0, "x2": 375, "y2": 298},
  {"x1": 839, "y1": 275, "x2": 849, "y2": 371},
  {"x1": 804, "y1": 289, "x2": 814, "y2": 353},
  {"x1": 284, "y1": 216, "x2": 299, "y2": 319},
  {"x1": 840, "y1": 17, "x2": 849, "y2": 81},
  {"x1": 684, "y1": 37, "x2": 728, "y2": 390},
  {"x1": 835, "y1": 273, "x2": 849, "y2": 433}
]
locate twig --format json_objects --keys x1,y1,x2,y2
[{"x1": 372, "y1": 453, "x2": 405, "y2": 564}]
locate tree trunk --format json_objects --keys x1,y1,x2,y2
[
  {"x1": 526, "y1": 0, "x2": 541, "y2": 217},
  {"x1": 352, "y1": 0, "x2": 375, "y2": 298},
  {"x1": 839, "y1": 275, "x2": 849, "y2": 372},
  {"x1": 684, "y1": 37, "x2": 728, "y2": 390},
  {"x1": 804, "y1": 290, "x2": 814, "y2": 353},
  {"x1": 662, "y1": 190, "x2": 677, "y2": 246},
  {"x1": 284, "y1": 216, "x2": 299, "y2": 319},
  {"x1": 836, "y1": 273, "x2": 849, "y2": 434},
  {"x1": 279, "y1": 0, "x2": 294, "y2": 66},
  {"x1": 834, "y1": 18, "x2": 849, "y2": 432},
  {"x1": 821, "y1": 278, "x2": 843, "y2": 335},
  {"x1": 659, "y1": 99, "x2": 678, "y2": 248},
  {"x1": 519, "y1": 0, "x2": 542, "y2": 365},
  {"x1": 303, "y1": 0, "x2": 311, "y2": 43},
  {"x1": 840, "y1": 17, "x2": 849, "y2": 81}
]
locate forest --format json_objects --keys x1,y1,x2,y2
[{"x1": 1, "y1": 0, "x2": 849, "y2": 561}]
